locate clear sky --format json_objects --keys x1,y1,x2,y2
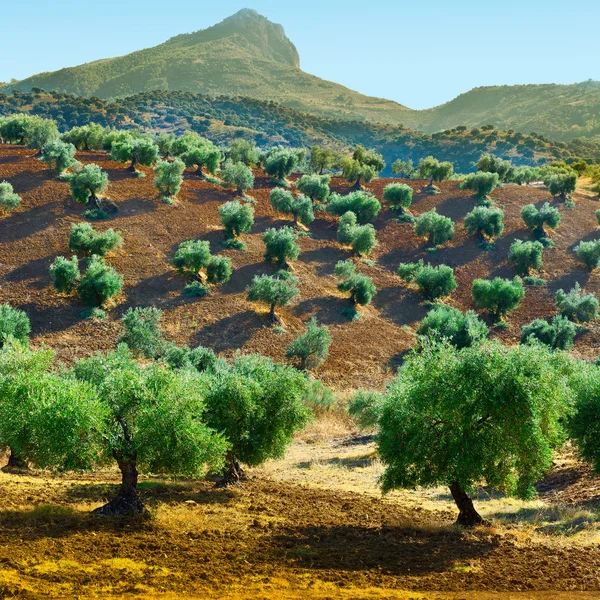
[{"x1": 1, "y1": 0, "x2": 598, "y2": 109}]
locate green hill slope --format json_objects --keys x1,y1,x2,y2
[{"x1": 2, "y1": 9, "x2": 410, "y2": 125}]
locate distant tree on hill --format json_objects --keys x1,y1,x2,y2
[
  {"x1": 286, "y1": 317, "x2": 331, "y2": 371},
  {"x1": 221, "y1": 160, "x2": 254, "y2": 196},
  {"x1": 0, "y1": 181, "x2": 21, "y2": 214},
  {"x1": 337, "y1": 211, "x2": 376, "y2": 256},
  {"x1": 416, "y1": 156, "x2": 454, "y2": 192},
  {"x1": 39, "y1": 140, "x2": 76, "y2": 175},
  {"x1": 247, "y1": 271, "x2": 299, "y2": 323},
  {"x1": 153, "y1": 158, "x2": 186, "y2": 202},
  {"x1": 155, "y1": 133, "x2": 175, "y2": 158},
  {"x1": 327, "y1": 191, "x2": 381, "y2": 223},
  {"x1": 472, "y1": 276, "x2": 524, "y2": 321},
  {"x1": 111, "y1": 136, "x2": 159, "y2": 173},
  {"x1": 414, "y1": 209, "x2": 454, "y2": 247},
  {"x1": 341, "y1": 145, "x2": 385, "y2": 190},
  {"x1": 296, "y1": 174, "x2": 331, "y2": 203},
  {"x1": 392, "y1": 159, "x2": 414, "y2": 179},
  {"x1": 476, "y1": 153, "x2": 515, "y2": 182},
  {"x1": 310, "y1": 146, "x2": 339, "y2": 174},
  {"x1": 383, "y1": 183, "x2": 413, "y2": 215},
  {"x1": 227, "y1": 139, "x2": 260, "y2": 167},
  {"x1": 548, "y1": 172, "x2": 577, "y2": 201},
  {"x1": 69, "y1": 164, "x2": 110, "y2": 211}
]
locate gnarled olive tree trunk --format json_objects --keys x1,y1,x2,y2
[
  {"x1": 95, "y1": 453, "x2": 144, "y2": 516},
  {"x1": 449, "y1": 481, "x2": 485, "y2": 527}
]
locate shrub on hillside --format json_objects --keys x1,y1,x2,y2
[
  {"x1": 548, "y1": 172, "x2": 577, "y2": 200},
  {"x1": 521, "y1": 315, "x2": 577, "y2": 350},
  {"x1": 327, "y1": 191, "x2": 381, "y2": 223},
  {"x1": 460, "y1": 172, "x2": 500, "y2": 203},
  {"x1": 0, "y1": 304, "x2": 31, "y2": 347},
  {"x1": 464, "y1": 206, "x2": 504, "y2": 240},
  {"x1": 221, "y1": 160, "x2": 254, "y2": 196},
  {"x1": 153, "y1": 158, "x2": 185, "y2": 201},
  {"x1": 555, "y1": 283, "x2": 599, "y2": 322},
  {"x1": 263, "y1": 149, "x2": 298, "y2": 185},
  {"x1": 39, "y1": 140, "x2": 76, "y2": 175},
  {"x1": 414, "y1": 209, "x2": 455, "y2": 247},
  {"x1": 69, "y1": 222, "x2": 123, "y2": 256},
  {"x1": 508, "y1": 240, "x2": 544, "y2": 275},
  {"x1": 247, "y1": 271, "x2": 299, "y2": 322},
  {"x1": 337, "y1": 212, "x2": 376, "y2": 256},
  {"x1": 575, "y1": 240, "x2": 600, "y2": 270},
  {"x1": 521, "y1": 202, "x2": 560, "y2": 239},
  {"x1": 0, "y1": 181, "x2": 21, "y2": 213},
  {"x1": 413, "y1": 264, "x2": 457, "y2": 300},
  {"x1": 50, "y1": 256, "x2": 80, "y2": 294},
  {"x1": 218, "y1": 200, "x2": 254, "y2": 244},
  {"x1": 334, "y1": 260, "x2": 376, "y2": 307},
  {"x1": 286, "y1": 318, "x2": 331, "y2": 371},
  {"x1": 120, "y1": 307, "x2": 164, "y2": 359},
  {"x1": 472, "y1": 276, "x2": 525, "y2": 321},
  {"x1": 383, "y1": 183, "x2": 413, "y2": 213},
  {"x1": 417, "y1": 305, "x2": 488, "y2": 349},
  {"x1": 77, "y1": 256, "x2": 123, "y2": 307},
  {"x1": 296, "y1": 174, "x2": 331, "y2": 203},
  {"x1": 206, "y1": 256, "x2": 233, "y2": 284},
  {"x1": 397, "y1": 260, "x2": 424, "y2": 282},
  {"x1": 270, "y1": 188, "x2": 314, "y2": 227},
  {"x1": 263, "y1": 227, "x2": 300, "y2": 266}
]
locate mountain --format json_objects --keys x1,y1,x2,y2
[
  {"x1": 2, "y1": 10, "x2": 600, "y2": 144},
  {"x1": 2, "y1": 9, "x2": 411, "y2": 125},
  {"x1": 413, "y1": 81, "x2": 600, "y2": 142}
]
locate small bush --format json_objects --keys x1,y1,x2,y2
[
  {"x1": 414, "y1": 209, "x2": 454, "y2": 247},
  {"x1": 153, "y1": 158, "x2": 185, "y2": 200},
  {"x1": 296, "y1": 174, "x2": 331, "y2": 203},
  {"x1": 575, "y1": 240, "x2": 600, "y2": 270},
  {"x1": 508, "y1": 239, "x2": 544, "y2": 275},
  {"x1": 521, "y1": 315, "x2": 577, "y2": 350},
  {"x1": 383, "y1": 183, "x2": 413, "y2": 213},
  {"x1": 0, "y1": 181, "x2": 21, "y2": 213},
  {"x1": 206, "y1": 256, "x2": 232, "y2": 284},
  {"x1": 69, "y1": 222, "x2": 123, "y2": 256},
  {"x1": 464, "y1": 206, "x2": 504, "y2": 240},
  {"x1": 414, "y1": 264, "x2": 457, "y2": 300},
  {"x1": 173, "y1": 240, "x2": 211, "y2": 277},
  {"x1": 263, "y1": 227, "x2": 300, "y2": 265},
  {"x1": 460, "y1": 171, "x2": 500, "y2": 201},
  {"x1": 397, "y1": 260, "x2": 424, "y2": 282},
  {"x1": 327, "y1": 191, "x2": 381, "y2": 223},
  {"x1": 76, "y1": 256, "x2": 123, "y2": 307},
  {"x1": 472, "y1": 276, "x2": 525, "y2": 321},
  {"x1": 286, "y1": 317, "x2": 331, "y2": 370},
  {"x1": 83, "y1": 208, "x2": 108, "y2": 221},
  {"x1": 0, "y1": 304, "x2": 31, "y2": 347},
  {"x1": 50, "y1": 256, "x2": 80, "y2": 294},
  {"x1": 183, "y1": 282, "x2": 210, "y2": 297},
  {"x1": 120, "y1": 307, "x2": 164, "y2": 358},
  {"x1": 417, "y1": 305, "x2": 488, "y2": 348},
  {"x1": 348, "y1": 390, "x2": 385, "y2": 430},
  {"x1": 555, "y1": 283, "x2": 599, "y2": 322}
]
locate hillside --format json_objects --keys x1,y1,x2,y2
[
  {"x1": 2, "y1": 146, "x2": 600, "y2": 390},
  {"x1": 3, "y1": 90, "x2": 600, "y2": 172},
  {"x1": 1, "y1": 9, "x2": 410, "y2": 125}
]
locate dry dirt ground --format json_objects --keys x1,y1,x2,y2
[
  {"x1": 3, "y1": 147, "x2": 600, "y2": 598},
  {"x1": 2, "y1": 145, "x2": 600, "y2": 390}
]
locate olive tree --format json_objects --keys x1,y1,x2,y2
[
  {"x1": 62, "y1": 123, "x2": 107, "y2": 151},
  {"x1": 508, "y1": 240, "x2": 544, "y2": 276},
  {"x1": 417, "y1": 305, "x2": 488, "y2": 349},
  {"x1": 69, "y1": 346, "x2": 227, "y2": 514},
  {"x1": 335, "y1": 260, "x2": 376, "y2": 307},
  {"x1": 378, "y1": 341, "x2": 573, "y2": 526},
  {"x1": 476, "y1": 153, "x2": 515, "y2": 182},
  {"x1": 111, "y1": 136, "x2": 159, "y2": 173},
  {"x1": 40, "y1": 140, "x2": 76, "y2": 175},
  {"x1": 173, "y1": 240, "x2": 232, "y2": 289},
  {"x1": 286, "y1": 318, "x2": 331, "y2": 371},
  {"x1": 226, "y1": 139, "x2": 260, "y2": 167},
  {"x1": 69, "y1": 222, "x2": 123, "y2": 256},
  {"x1": 270, "y1": 188, "x2": 314, "y2": 227},
  {"x1": 414, "y1": 264, "x2": 457, "y2": 300},
  {"x1": 327, "y1": 191, "x2": 381, "y2": 224},
  {"x1": 296, "y1": 174, "x2": 331, "y2": 203},
  {"x1": 383, "y1": 183, "x2": 413, "y2": 214},
  {"x1": 264, "y1": 149, "x2": 298, "y2": 185},
  {"x1": 0, "y1": 304, "x2": 31, "y2": 347},
  {"x1": 153, "y1": 158, "x2": 185, "y2": 201},
  {"x1": 180, "y1": 139, "x2": 221, "y2": 178},
  {"x1": 263, "y1": 227, "x2": 300, "y2": 266},
  {"x1": 416, "y1": 156, "x2": 454, "y2": 192},
  {"x1": 247, "y1": 271, "x2": 299, "y2": 322},
  {"x1": 521, "y1": 202, "x2": 560, "y2": 239},
  {"x1": 221, "y1": 160, "x2": 255, "y2": 197},
  {"x1": 555, "y1": 283, "x2": 599, "y2": 323},
  {"x1": 472, "y1": 277, "x2": 525, "y2": 321},
  {"x1": 77, "y1": 256, "x2": 123, "y2": 307},
  {"x1": 337, "y1": 211, "x2": 376, "y2": 256},
  {"x1": 414, "y1": 209, "x2": 455, "y2": 247},
  {"x1": 341, "y1": 145, "x2": 385, "y2": 190},
  {"x1": 155, "y1": 132, "x2": 175, "y2": 157},
  {"x1": 69, "y1": 164, "x2": 109, "y2": 210},
  {"x1": 0, "y1": 181, "x2": 21, "y2": 213},
  {"x1": 309, "y1": 146, "x2": 339, "y2": 174},
  {"x1": 120, "y1": 307, "x2": 164, "y2": 359},
  {"x1": 392, "y1": 159, "x2": 414, "y2": 179},
  {"x1": 464, "y1": 206, "x2": 504, "y2": 241},
  {"x1": 521, "y1": 316, "x2": 577, "y2": 350},
  {"x1": 460, "y1": 172, "x2": 500, "y2": 204},
  {"x1": 50, "y1": 256, "x2": 80, "y2": 294},
  {"x1": 218, "y1": 200, "x2": 254, "y2": 248},
  {"x1": 548, "y1": 172, "x2": 577, "y2": 200}
]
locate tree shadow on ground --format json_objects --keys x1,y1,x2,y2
[
  {"x1": 0, "y1": 200, "x2": 62, "y2": 242},
  {"x1": 124, "y1": 271, "x2": 183, "y2": 311},
  {"x1": 4, "y1": 168, "x2": 50, "y2": 195},
  {"x1": 18, "y1": 301, "x2": 83, "y2": 336},
  {"x1": 192, "y1": 310, "x2": 263, "y2": 352},
  {"x1": 3, "y1": 255, "x2": 54, "y2": 290},
  {"x1": 111, "y1": 197, "x2": 157, "y2": 218},
  {"x1": 294, "y1": 296, "x2": 353, "y2": 326},
  {"x1": 372, "y1": 285, "x2": 429, "y2": 328},
  {"x1": 270, "y1": 524, "x2": 495, "y2": 576},
  {"x1": 299, "y1": 247, "x2": 349, "y2": 277}
]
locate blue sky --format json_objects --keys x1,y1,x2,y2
[{"x1": 1, "y1": 0, "x2": 598, "y2": 109}]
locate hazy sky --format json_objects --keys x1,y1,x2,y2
[{"x1": 1, "y1": 0, "x2": 598, "y2": 109}]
